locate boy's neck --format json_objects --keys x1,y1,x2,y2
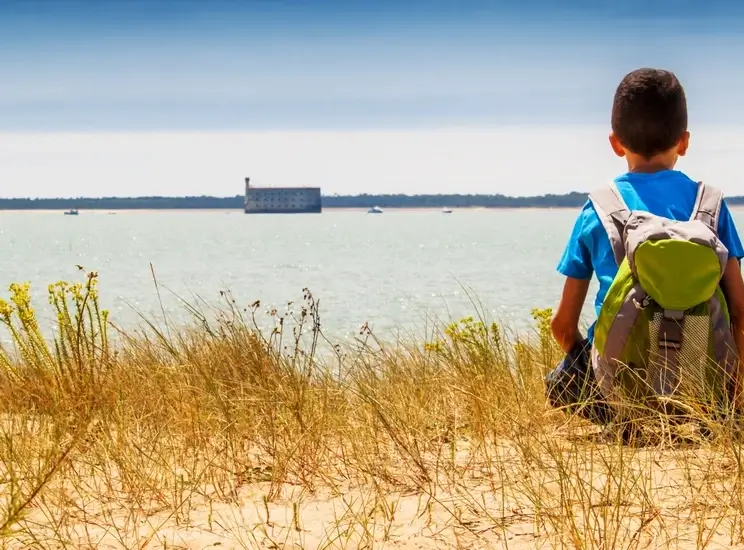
[
  {"x1": 625, "y1": 151, "x2": 678, "y2": 174},
  {"x1": 626, "y1": 162, "x2": 675, "y2": 174}
]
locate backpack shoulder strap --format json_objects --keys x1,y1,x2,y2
[
  {"x1": 588, "y1": 182, "x2": 631, "y2": 266},
  {"x1": 690, "y1": 181, "x2": 723, "y2": 234}
]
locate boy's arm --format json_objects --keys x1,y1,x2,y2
[
  {"x1": 720, "y1": 257, "x2": 744, "y2": 410},
  {"x1": 553, "y1": 204, "x2": 594, "y2": 353},
  {"x1": 550, "y1": 276, "x2": 591, "y2": 353}
]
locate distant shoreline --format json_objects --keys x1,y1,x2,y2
[
  {"x1": 0, "y1": 206, "x2": 584, "y2": 214},
  {"x1": 2, "y1": 192, "x2": 744, "y2": 212},
  {"x1": 4, "y1": 204, "x2": 744, "y2": 213},
  {"x1": 0, "y1": 191, "x2": 603, "y2": 211}
]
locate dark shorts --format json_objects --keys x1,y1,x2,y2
[{"x1": 544, "y1": 339, "x2": 613, "y2": 425}]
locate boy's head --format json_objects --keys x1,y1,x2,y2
[{"x1": 609, "y1": 68, "x2": 689, "y2": 166}]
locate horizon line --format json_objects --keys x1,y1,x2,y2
[{"x1": 1, "y1": 191, "x2": 591, "y2": 200}]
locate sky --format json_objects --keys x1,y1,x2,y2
[{"x1": 2, "y1": 0, "x2": 744, "y2": 198}]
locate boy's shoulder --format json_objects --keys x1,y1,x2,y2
[
  {"x1": 572, "y1": 198, "x2": 603, "y2": 236},
  {"x1": 561, "y1": 198, "x2": 606, "y2": 254}
]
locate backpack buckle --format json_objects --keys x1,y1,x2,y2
[
  {"x1": 659, "y1": 310, "x2": 684, "y2": 350},
  {"x1": 634, "y1": 296, "x2": 653, "y2": 310}
]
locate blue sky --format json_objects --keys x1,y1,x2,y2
[
  {"x1": 3, "y1": 0, "x2": 744, "y2": 131},
  {"x1": 1, "y1": 1, "x2": 744, "y2": 197}
]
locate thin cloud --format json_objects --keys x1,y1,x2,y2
[{"x1": 0, "y1": 127, "x2": 741, "y2": 198}]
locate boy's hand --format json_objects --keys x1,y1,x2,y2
[{"x1": 551, "y1": 276, "x2": 591, "y2": 353}]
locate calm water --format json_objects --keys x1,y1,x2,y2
[{"x1": 2, "y1": 208, "x2": 743, "y2": 343}]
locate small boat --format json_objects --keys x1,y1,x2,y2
[
  {"x1": 442, "y1": 207, "x2": 453, "y2": 214},
  {"x1": 367, "y1": 206, "x2": 383, "y2": 214},
  {"x1": 64, "y1": 208, "x2": 79, "y2": 216}
]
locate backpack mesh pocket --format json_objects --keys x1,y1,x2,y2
[{"x1": 646, "y1": 311, "x2": 710, "y2": 400}]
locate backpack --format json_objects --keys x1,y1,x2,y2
[{"x1": 588, "y1": 181, "x2": 738, "y2": 419}]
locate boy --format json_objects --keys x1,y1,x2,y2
[{"x1": 546, "y1": 68, "x2": 744, "y2": 430}]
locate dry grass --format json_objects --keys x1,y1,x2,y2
[{"x1": 0, "y1": 270, "x2": 743, "y2": 549}]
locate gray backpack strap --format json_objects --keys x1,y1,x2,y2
[
  {"x1": 588, "y1": 182, "x2": 630, "y2": 266},
  {"x1": 690, "y1": 181, "x2": 723, "y2": 234}
]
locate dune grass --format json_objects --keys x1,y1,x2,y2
[{"x1": 0, "y1": 270, "x2": 744, "y2": 548}]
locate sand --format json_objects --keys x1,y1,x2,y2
[{"x1": 9, "y1": 435, "x2": 744, "y2": 549}]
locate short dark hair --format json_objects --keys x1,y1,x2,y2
[{"x1": 611, "y1": 68, "x2": 688, "y2": 159}]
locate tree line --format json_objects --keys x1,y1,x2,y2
[{"x1": 1, "y1": 192, "x2": 744, "y2": 210}]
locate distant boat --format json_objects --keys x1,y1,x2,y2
[
  {"x1": 367, "y1": 206, "x2": 383, "y2": 214},
  {"x1": 64, "y1": 209, "x2": 79, "y2": 216},
  {"x1": 442, "y1": 207, "x2": 453, "y2": 214}
]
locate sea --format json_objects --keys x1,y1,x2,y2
[{"x1": 2, "y1": 207, "x2": 743, "y2": 346}]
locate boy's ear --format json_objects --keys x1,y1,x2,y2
[
  {"x1": 608, "y1": 132, "x2": 625, "y2": 158},
  {"x1": 677, "y1": 131, "x2": 690, "y2": 156}
]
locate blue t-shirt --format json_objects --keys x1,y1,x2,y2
[{"x1": 557, "y1": 169, "x2": 744, "y2": 342}]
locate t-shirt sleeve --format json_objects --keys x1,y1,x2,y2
[
  {"x1": 717, "y1": 200, "x2": 744, "y2": 261},
  {"x1": 556, "y1": 207, "x2": 593, "y2": 280}
]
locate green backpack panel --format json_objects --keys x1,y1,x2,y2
[{"x1": 589, "y1": 181, "x2": 738, "y2": 418}]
